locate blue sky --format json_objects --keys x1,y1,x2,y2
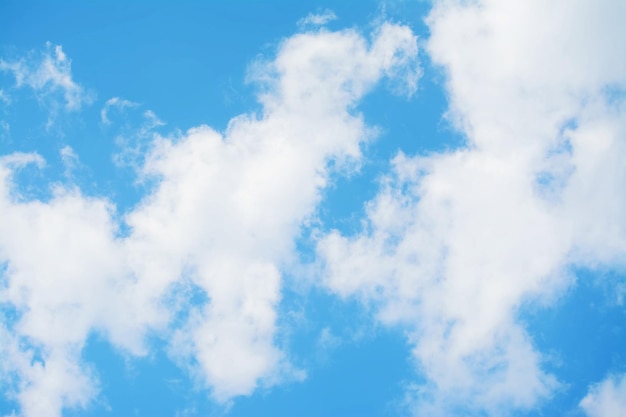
[{"x1": 0, "y1": 1, "x2": 625, "y2": 417}]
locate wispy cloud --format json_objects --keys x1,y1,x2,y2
[
  {"x1": 0, "y1": 120, "x2": 9, "y2": 141},
  {"x1": 59, "y1": 145, "x2": 79, "y2": 178},
  {"x1": 0, "y1": 89, "x2": 11, "y2": 105},
  {"x1": 297, "y1": 9, "x2": 337, "y2": 29},
  {"x1": 0, "y1": 43, "x2": 93, "y2": 127},
  {"x1": 111, "y1": 108, "x2": 165, "y2": 173},
  {"x1": 100, "y1": 97, "x2": 139, "y2": 125}
]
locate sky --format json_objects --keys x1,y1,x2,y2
[{"x1": 0, "y1": 1, "x2": 625, "y2": 417}]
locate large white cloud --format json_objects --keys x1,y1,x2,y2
[
  {"x1": 0, "y1": 22, "x2": 420, "y2": 417},
  {"x1": 318, "y1": 0, "x2": 626, "y2": 415}
]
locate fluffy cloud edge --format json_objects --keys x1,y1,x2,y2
[
  {"x1": 0, "y1": 18, "x2": 421, "y2": 417},
  {"x1": 580, "y1": 374, "x2": 626, "y2": 417},
  {"x1": 317, "y1": 0, "x2": 626, "y2": 415}
]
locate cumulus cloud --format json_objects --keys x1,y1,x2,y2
[
  {"x1": 318, "y1": 0, "x2": 626, "y2": 415},
  {"x1": 580, "y1": 374, "x2": 626, "y2": 417},
  {"x1": 0, "y1": 22, "x2": 420, "y2": 417},
  {"x1": 0, "y1": 43, "x2": 92, "y2": 113},
  {"x1": 0, "y1": 153, "x2": 125, "y2": 417},
  {"x1": 128, "y1": 21, "x2": 419, "y2": 402}
]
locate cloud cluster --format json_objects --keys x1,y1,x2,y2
[
  {"x1": 2, "y1": 3, "x2": 623, "y2": 417},
  {"x1": 0, "y1": 23, "x2": 419, "y2": 417},
  {"x1": 318, "y1": 0, "x2": 626, "y2": 415}
]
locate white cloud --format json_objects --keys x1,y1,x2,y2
[
  {"x1": 580, "y1": 374, "x2": 626, "y2": 417},
  {"x1": 0, "y1": 89, "x2": 11, "y2": 105},
  {"x1": 128, "y1": 22, "x2": 419, "y2": 402},
  {"x1": 0, "y1": 90, "x2": 10, "y2": 142},
  {"x1": 0, "y1": 154, "x2": 134, "y2": 417},
  {"x1": 297, "y1": 9, "x2": 337, "y2": 29},
  {"x1": 140, "y1": 110, "x2": 164, "y2": 132},
  {"x1": 59, "y1": 145, "x2": 78, "y2": 176},
  {"x1": 111, "y1": 109, "x2": 165, "y2": 172},
  {"x1": 100, "y1": 97, "x2": 139, "y2": 125},
  {"x1": 0, "y1": 120, "x2": 9, "y2": 141},
  {"x1": 0, "y1": 43, "x2": 92, "y2": 113},
  {"x1": 0, "y1": 21, "x2": 420, "y2": 416},
  {"x1": 317, "y1": 327, "x2": 341, "y2": 352},
  {"x1": 318, "y1": 0, "x2": 626, "y2": 416}
]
